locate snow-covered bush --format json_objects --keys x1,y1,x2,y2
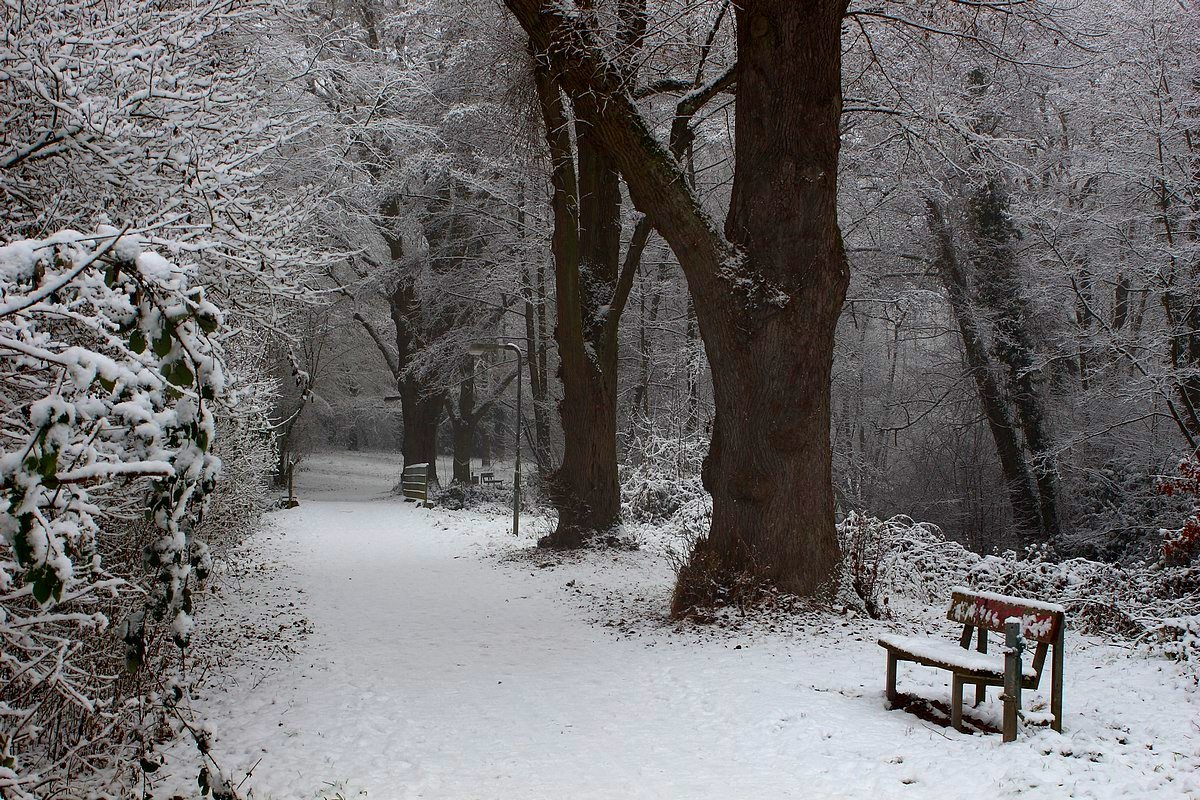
[
  {"x1": 197, "y1": 341, "x2": 279, "y2": 549},
  {"x1": 1156, "y1": 456, "x2": 1200, "y2": 565},
  {"x1": 1060, "y1": 457, "x2": 1185, "y2": 563},
  {"x1": 0, "y1": 230, "x2": 231, "y2": 797},
  {"x1": 0, "y1": 1, "x2": 321, "y2": 793},
  {"x1": 620, "y1": 427, "x2": 708, "y2": 524},
  {"x1": 0, "y1": 0, "x2": 317, "y2": 290},
  {"x1": 432, "y1": 481, "x2": 512, "y2": 511},
  {"x1": 836, "y1": 513, "x2": 978, "y2": 617}
]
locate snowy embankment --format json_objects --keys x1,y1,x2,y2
[{"x1": 162, "y1": 452, "x2": 1199, "y2": 799}]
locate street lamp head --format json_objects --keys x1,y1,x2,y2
[
  {"x1": 468, "y1": 341, "x2": 503, "y2": 356},
  {"x1": 469, "y1": 340, "x2": 524, "y2": 357}
]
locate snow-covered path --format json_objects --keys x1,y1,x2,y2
[{"x1": 166, "y1": 452, "x2": 1200, "y2": 800}]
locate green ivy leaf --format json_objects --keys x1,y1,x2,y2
[
  {"x1": 12, "y1": 525, "x2": 34, "y2": 567},
  {"x1": 167, "y1": 361, "x2": 194, "y2": 387},
  {"x1": 153, "y1": 332, "x2": 173, "y2": 358},
  {"x1": 29, "y1": 564, "x2": 63, "y2": 605},
  {"x1": 198, "y1": 766, "x2": 211, "y2": 796},
  {"x1": 38, "y1": 448, "x2": 58, "y2": 480},
  {"x1": 197, "y1": 313, "x2": 219, "y2": 334},
  {"x1": 129, "y1": 329, "x2": 146, "y2": 353}
]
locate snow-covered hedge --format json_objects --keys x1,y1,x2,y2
[
  {"x1": 0, "y1": 230, "x2": 232, "y2": 797},
  {"x1": 431, "y1": 480, "x2": 512, "y2": 511},
  {"x1": 835, "y1": 512, "x2": 975, "y2": 617}
]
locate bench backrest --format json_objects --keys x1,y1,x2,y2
[
  {"x1": 947, "y1": 587, "x2": 1064, "y2": 644},
  {"x1": 402, "y1": 462, "x2": 429, "y2": 502}
]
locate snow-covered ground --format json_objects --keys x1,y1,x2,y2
[{"x1": 161, "y1": 451, "x2": 1200, "y2": 799}]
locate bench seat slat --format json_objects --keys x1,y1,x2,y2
[{"x1": 879, "y1": 634, "x2": 1036, "y2": 680}]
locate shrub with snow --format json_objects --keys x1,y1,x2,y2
[
  {"x1": 0, "y1": 230, "x2": 234, "y2": 797},
  {"x1": 432, "y1": 480, "x2": 512, "y2": 511},
  {"x1": 620, "y1": 426, "x2": 708, "y2": 526},
  {"x1": 1156, "y1": 455, "x2": 1200, "y2": 564},
  {"x1": 835, "y1": 512, "x2": 976, "y2": 618}
]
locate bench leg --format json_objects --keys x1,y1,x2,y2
[
  {"x1": 951, "y1": 674, "x2": 965, "y2": 732},
  {"x1": 885, "y1": 651, "x2": 899, "y2": 706},
  {"x1": 975, "y1": 627, "x2": 987, "y2": 706},
  {"x1": 1050, "y1": 634, "x2": 1064, "y2": 733},
  {"x1": 1002, "y1": 621, "x2": 1022, "y2": 743}
]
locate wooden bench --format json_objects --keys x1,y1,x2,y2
[
  {"x1": 401, "y1": 462, "x2": 431, "y2": 507},
  {"x1": 879, "y1": 587, "x2": 1065, "y2": 739},
  {"x1": 479, "y1": 471, "x2": 504, "y2": 488}
]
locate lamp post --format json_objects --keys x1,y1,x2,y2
[{"x1": 468, "y1": 340, "x2": 523, "y2": 537}]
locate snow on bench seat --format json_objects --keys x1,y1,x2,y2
[{"x1": 878, "y1": 633, "x2": 1037, "y2": 680}]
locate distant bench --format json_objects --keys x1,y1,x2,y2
[
  {"x1": 878, "y1": 587, "x2": 1065, "y2": 740},
  {"x1": 401, "y1": 462, "x2": 431, "y2": 507},
  {"x1": 477, "y1": 471, "x2": 504, "y2": 488}
]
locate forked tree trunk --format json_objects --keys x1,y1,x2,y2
[
  {"x1": 518, "y1": 185, "x2": 554, "y2": 470},
  {"x1": 928, "y1": 199, "x2": 1043, "y2": 547},
  {"x1": 450, "y1": 418, "x2": 473, "y2": 484},
  {"x1": 382, "y1": 220, "x2": 443, "y2": 486},
  {"x1": 532, "y1": 61, "x2": 642, "y2": 546},
  {"x1": 481, "y1": 420, "x2": 492, "y2": 467},
  {"x1": 400, "y1": 381, "x2": 441, "y2": 485},
  {"x1": 684, "y1": 298, "x2": 700, "y2": 435},
  {"x1": 448, "y1": 361, "x2": 516, "y2": 485},
  {"x1": 528, "y1": 1, "x2": 653, "y2": 547},
  {"x1": 968, "y1": 183, "x2": 1059, "y2": 542},
  {"x1": 449, "y1": 363, "x2": 477, "y2": 484},
  {"x1": 509, "y1": 0, "x2": 848, "y2": 604}
]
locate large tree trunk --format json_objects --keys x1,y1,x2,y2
[
  {"x1": 508, "y1": 0, "x2": 848, "y2": 606},
  {"x1": 447, "y1": 360, "x2": 517, "y2": 485},
  {"x1": 676, "y1": 1, "x2": 848, "y2": 608},
  {"x1": 481, "y1": 417, "x2": 493, "y2": 467},
  {"x1": 684, "y1": 298, "x2": 700, "y2": 435},
  {"x1": 517, "y1": 182, "x2": 554, "y2": 471},
  {"x1": 387, "y1": 271, "x2": 442, "y2": 486},
  {"x1": 399, "y1": 378, "x2": 441, "y2": 484},
  {"x1": 450, "y1": 417, "x2": 473, "y2": 484},
  {"x1": 449, "y1": 363, "x2": 477, "y2": 484}
]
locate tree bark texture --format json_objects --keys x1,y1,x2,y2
[
  {"x1": 388, "y1": 281, "x2": 443, "y2": 486},
  {"x1": 374, "y1": 197, "x2": 444, "y2": 486}
]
